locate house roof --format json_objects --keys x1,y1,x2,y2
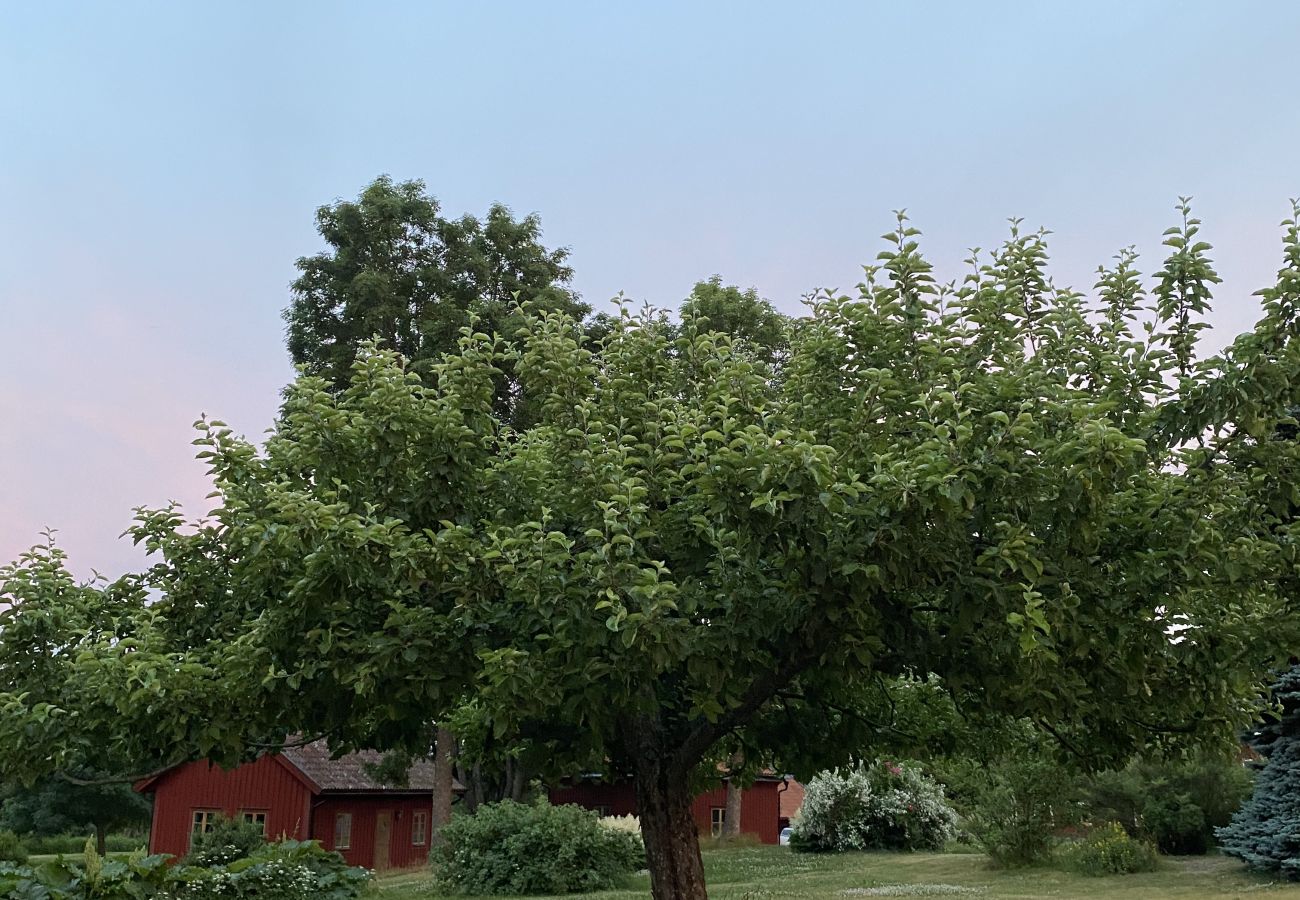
[
  {"x1": 134, "y1": 740, "x2": 462, "y2": 796},
  {"x1": 280, "y1": 741, "x2": 459, "y2": 794}
]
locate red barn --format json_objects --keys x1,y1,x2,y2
[
  {"x1": 549, "y1": 774, "x2": 794, "y2": 844},
  {"x1": 135, "y1": 741, "x2": 456, "y2": 871}
]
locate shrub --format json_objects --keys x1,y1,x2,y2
[
  {"x1": 0, "y1": 829, "x2": 28, "y2": 864},
  {"x1": 0, "y1": 839, "x2": 369, "y2": 899},
  {"x1": 1059, "y1": 822, "x2": 1159, "y2": 876},
  {"x1": 790, "y1": 761, "x2": 958, "y2": 853},
  {"x1": 1082, "y1": 752, "x2": 1251, "y2": 855},
  {"x1": 967, "y1": 756, "x2": 1078, "y2": 868},
  {"x1": 174, "y1": 839, "x2": 371, "y2": 899},
  {"x1": 11, "y1": 842, "x2": 176, "y2": 898},
  {"x1": 435, "y1": 799, "x2": 644, "y2": 894},
  {"x1": 183, "y1": 814, "x2": 268, "y2": 866},
  {"x1": 1141, "y1": 792, "x2": 1207, "y2": 855},
  {"x1": 22, "y1": 832, "x2": 146, "y2": 855}
]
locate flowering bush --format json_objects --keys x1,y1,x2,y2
[
  {"x1": 599, "y1": 813, "x2": 642, "y2": 836},
  {"x1": 790, "y1": 761, "x2": 958, "y2": 853},
  {"x1": 1058, "y1": 822, "x2": 1159, "y2": 876},
  {"x1": 175, "y1": 839, "x2": 370, "y2": 899},
  {"x1": 435, "y1": 800, "x2": 644, "y2": 894},
  {"x1": 183, "y1": 813, "x2": 268, "y2": 866}
]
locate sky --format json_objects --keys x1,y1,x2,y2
[{"x1": 2, "y1": 1, "x2": 1298, "y2": 580}]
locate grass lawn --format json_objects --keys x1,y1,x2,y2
[{"x1": 369, "y1": 845, "x2": 1300, "y2": 899}]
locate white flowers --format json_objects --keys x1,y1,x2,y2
[
  {"x1": 791, "y1": 761, "x2": 959, "y2": 853},
  {"x1": 599, "y1": 814, "x2": 642, "y2": 836}
]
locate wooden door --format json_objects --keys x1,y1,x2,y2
[{"x1": 374, "y1": 810, "x2": 392, "y2": 871}]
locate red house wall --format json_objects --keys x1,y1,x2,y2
[
  {"x1": 549, "y1": 780, "x2": 785, "y2": 844},
  {"x1": 146, "y1": 756, "x2": 312, "y2": 859},
  {"x1": 779, "y1": 779, "x2": 805, "y2": 826},
  {"x1": 311, "y1": 795, "x2": 433, "y2": 870}
]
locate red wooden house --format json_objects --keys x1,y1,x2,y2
[
  {"x1": 135, "y1": 741, "x2": 456, "y2": 870},
  {"x1": 549, "y1": 774, "x2": 797, "y2": 844}
]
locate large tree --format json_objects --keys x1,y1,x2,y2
[
  {"x1": 0, "y1": 774, "x2": 150, "y2": 855},
  {"x1": 5, "y1": 204, "x2": 1300, "y2": 899},
  {"x1": 283, "y1": 175, "x2": 590, "y2": 824},
  {"x1": 1216, "y1": 664, "x2": 1300, "y2": 875},
  {"x1": 284, "y1": 175, "x2": 587, "y2": 414}
]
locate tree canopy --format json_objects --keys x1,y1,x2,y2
[
  {"x1": 4, "y1": 202, "x2": 1300, "y2": 899},
  {"x1": 284, "y1": 175, "x2": 587, "y2": 411},
  {"x1": 0, "y1": 775, "x2": 150, "y2": 855}
]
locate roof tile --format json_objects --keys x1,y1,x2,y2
[{"x1": 279, "y1": 740, "x2": 457, "y2": 793}]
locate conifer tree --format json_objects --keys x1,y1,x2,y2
[{"x1": 1217, "y1": 666, "x2": 1300, "y2": 877}]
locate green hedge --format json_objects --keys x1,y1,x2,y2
[
  {"x1": 0, "y1": 829, "x2": 28, "y2": 865},
  {"x1": 21, "y1": 833, "x2": 145, "y2": 855},
  {"x1": 1083, "y1": 753, "x2": 1251, "y2": 855},
  {"x1": 434, "y1": 800, "x2": 645, "y2": 894}
]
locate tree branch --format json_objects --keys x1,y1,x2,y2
[
  {"x1": 671, "y1": 645, "x2": 821, "y2": 773},
  {"x1": 57, "y1": 761, "x2": 186, "y2": 787}
]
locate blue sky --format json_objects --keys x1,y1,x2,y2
[{"x1": 2, "y1": 1, "x2": 1299, "y2": 578}]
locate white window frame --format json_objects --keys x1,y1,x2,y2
[
  {"x1": 241, "y1": 811, "x2": 268, "y2": 834},
  {"x1": 190, "y1": 810, "x2": 219, "y2": 849},
  {"x1": 411, "y1": 811, "x2": 428, "y2": 846},
  {"x1": 335, "y1": 812, "x2": 353, "y2": 850},
  {"x1": 710, "y1": 806, "x2": 726, "y2": 838}
]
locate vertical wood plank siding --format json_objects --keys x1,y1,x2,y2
[
  {"x1": 145, "y1": 759, "x2": 434, "y2": 869},
  {"x1": 146, "y1": 757, "x2": 311, "y2": 859},
  {"x1": 310, "y1": 795, "x2": 433, "y2": 869},
  {"x1": 549, "y1": 780, "x2": 785, "y2": 844}
]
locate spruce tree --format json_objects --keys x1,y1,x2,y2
[{"x1": 1218, "y1": 666, "x2": 1300, "y2": 877}]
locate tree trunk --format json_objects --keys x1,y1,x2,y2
[
  {"x1": 722, "y1": 752, "x2": 744, "y2": 839},
  {"x1": 509, "y1": 759, "x2": 527, "y2": 802},
  {"x1": 430, "y1": 725, "x2": 456, "y2": 848},
  {"x1": 94, "y1": 822, "x2": 107, "y2": 856},
  {"x1": 453, "y1": 761, "x2": 475, "y2": 814},
  {"x1": 471, "y1": 761, "x2": 485, "y2": 811},
  {"x1": 633, "y1": 748, "x2": 708, "y2": 900}
]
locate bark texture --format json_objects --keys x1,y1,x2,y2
[
  {"x1": 430, "y1": 725, "x2": 456, "y2": 847},
  {"x1": 722, "y1": 751, "x2": 744, "y2": 839},
  {"x1": 722, "y1": 780, "x2": 743, "y2": 838},
  {"x1": 631, "y1": 720, "x2": 709, "y2": 900}
]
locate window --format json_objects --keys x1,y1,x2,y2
[
  {"x1": 411, "y1": 811, "x2": 428, "y2": 846},
  {"x1": 191, "y1": 810, "x2": 219, "y2": 835},
  {"x1": 335, "y1": 812, "x2": 353, "y2": 850},
  {"x1": 594, "y1": 805, "x2": 612, "y2": 817},
  {"x1": 190, "y1": 810, "x2": 219, "y2": 850},
  {"x1": 710, "y1": 807, "x2": 726, "y2": 838},
  {"x1": 241, "y1": 811, "x2": 268, "y2": 834}
]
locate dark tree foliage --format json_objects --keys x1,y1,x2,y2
[
  {"x1": 1217, "y1": 666, "x2": 1300, "y2": 876},
  {"x1": 1083, "y1": 751, "x2": 1251, "y2": 855},
  {"x1": 284, "y1": 175, "x2": 587, "y2": 416},
  {"x1": 0, "y1": 774, "x2": 150, "y2": 855},
  {"x1": 678, "y1": 277, "x2": 789, "y2": 368}
]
